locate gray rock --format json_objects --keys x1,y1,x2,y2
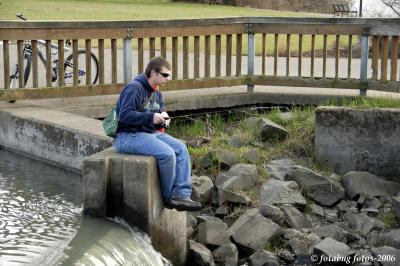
[
  {"x1": 242, "y1": 149, "x2": 259, "y2": 164},
  {"x1": 281, "y1": 205, "x2": 311, "y2": 229},
  {"x1": 228, "y1": 208, "x2": 259, "y2": 237},
  {"x1": 278, "y1": 249, "x2": 295, "y2": 263},
  {"x1": 311, "y1": 224, "x2": 349, "y2": 243},
  {"x1": 197, "y1": 215, "x2": 223, "y2": 224},
  {"x1": 361, "y1": 208, "x2": 380, "y2": 217},
  {"x1": 334, "y1": 222, "x2": 361, "y2": 243},
  {"x1": 188, "y1": 240, "x2": 215, "y2": 266},
  {"x1": 392, "y1": 196, "x2": 400, "y2": 220},
  {"x1": 217, "y1": 187, "x2": 251, "y2": 206},
  {"x1": 371, "y1": 246, "x2": 400, "y2": 266},
  {"x1": 364, "y1": 196, "x2": 382, "y2": 209},
  {"x1": 259, "y1": 179, "x2": 307, "y2": 208},
  {"x1": 265, "y1": 159, "x2": 297, "y2": 181},
  {"x1": 288, "y1": 238, "x2": 309, "y2": 260},
  {"x1": 187, "y1": 212, "x2": 197, "y2": 228},
  {"x1": 230, "y1": 209, "x2": 281, "y2": 251},
  {"x1": 342, "y1": 171, "x2": 400, "y2": 200},
  {"x1": 378, "y1": 229, "x2": 400, "y2": 249},
  {"x1": 282, "y1": 228, "x2": 303, "y2": 240},
  {"x1": 336, "y1": 200, "x2": 357, "y2": 213},
  {"x1": 312, "y1": 237, "x2": 354, "y2": 263},
  {"x1": 212, "y1": 243, "x2": 238, "y2": 266},
  {"x1": 191, "y1": 175, "x2": 215, "y2": 204},
  {"x1": 187, "y1": 226, "x2": 195, "y2": 238},
  {"x1": 215, "y1": 163, "x2": 258, "y2": 190},
  {"x1": 259, "y1": 203, "x2": 284, "y2": 224},
  {"x1": 328, "y1": 173, "x2": 341, "y2": 182},
  {"x1": 324, "y1": 208, "x2": 339, "y2": 223},
  {"x1": 309, "y1": 202, "x2": 325, "y2": 217},
  {"x1": 367, "y1": 230, "x2": 380, "y2": 248},
  {"x1": 215, "y1": 206, "x2": 229, "y2": 219},
  {"x1": 306, "y1": 233, "x2": 323, "y2": 246},
  {"x1": 230, "y1": 135, "x2": 243, "y2": 148},
  {"x1": 250, "y1": 141, "x2": 268, "y2": 149},
  {"x1": 198, "y1": 220, "x2": 230, "y2": 247},
  {"x1": 258, "y1": 118, "x2": 288, "y2": 141},
  {"x1": 304, "y1": 213, "x2": 322, "y2": 228},
  {"x1": 288, "y1": 167, "x2": 345, "y2": 207},
  {"x1": 244, "y1": 116, "x2": 260, "y2": 128},
  {"x1": 188, "y1": 136, "x2": 211, "y2": 148},
  {"x1": 248, "y1": 250, "x2": 279, "y2": 266},
  {"x1": 199, "y1": 150, "x2": 238, "y2": 170},
  {"x1": 344, "y1": 211, "x2": 384, "y2": 236}
]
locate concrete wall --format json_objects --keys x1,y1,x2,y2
[
  {"x1": 0, "y1": 107, "x2": 111, "y2": 173},
  {"x1": 315, "y1": 107, "x2": 400, "y2": 180},
  {"x1": 83, "y1": 147, "x2": 187, "y2": 266}
]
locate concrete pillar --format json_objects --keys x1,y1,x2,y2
[
  {"x1": 83, "y1": 147, "x2": 187, "y2": 265},
  {"x1": 247, "y1": 26, "x2": 255, "y2": 93},
  {"x1": 123, "y1": 38, "x2": 132, "y2": 83}
]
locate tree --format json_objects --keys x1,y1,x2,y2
[{"x1": 381, "y1": 0, "x2": 400, "y2": 16}]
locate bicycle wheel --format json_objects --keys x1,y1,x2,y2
[
  {"x1": 65, "y1": 50, "x2": 99, "y2": 85},
  {"x1": 10, "y1": 53, "x2": 32, "y2": 89}
]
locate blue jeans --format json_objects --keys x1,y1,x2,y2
[{"x1": 113, "y1": 131, "x2": 192, "y2": 201}]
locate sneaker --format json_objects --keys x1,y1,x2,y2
[{"x1": 164, "y1": 198, "x2": 202, "y2": 212}]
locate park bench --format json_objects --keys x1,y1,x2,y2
[{"x1": 333, "y1": 3, "x2": 358, "y2": 17}]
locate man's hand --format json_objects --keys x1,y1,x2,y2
[
  {"x1": 153, "y1": 113, "x2": 166, "y2": 124},
  {"x1": 161, "y1": 111, "x2": 170, "y2": 126}
]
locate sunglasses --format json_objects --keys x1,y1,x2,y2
[{"x1": 157, "y1": 71, "x2": 170, "y2": 78}]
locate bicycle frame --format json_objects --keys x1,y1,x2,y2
[
  {"x1": 11, "y1": 13, "x2": 99, "y2": 88},
  {"x1": 27, "y1": 40, "x2": 70, "y2": 74}
]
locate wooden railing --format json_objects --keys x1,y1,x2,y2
[{"x1": 1, "y1": 17, "x2": 399, "y2": 101}]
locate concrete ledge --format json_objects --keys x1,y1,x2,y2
[
  {"x1": 315, "y1": 107, "x2": 400, "y2": 180},
  {"x1": 83, "y1": 147, "x2": 187, "y2": 266},
  {"x1": 0, "y1": 107, "x2": 111, "y2": 173}
]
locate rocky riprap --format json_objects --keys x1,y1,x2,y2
[{"x1": 184, "y1": 116, "x2": 400, "y2": 266}]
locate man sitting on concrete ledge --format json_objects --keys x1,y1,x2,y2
[{"x1": 114, "y1": 56, "x2": 202, "y2": 212}]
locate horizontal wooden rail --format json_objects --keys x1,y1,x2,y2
[
  {"x1": 0, "y1": 77, "x2": 247, "y2": 101},
  {"x1": 1, "y1": 16, "x2": 400, "y2": 101}
]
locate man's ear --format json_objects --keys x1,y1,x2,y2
[{"x1": 150, "y1": 69, "x2": 156, "y2": 78}]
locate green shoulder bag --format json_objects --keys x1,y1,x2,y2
[{"x1": 103, "y1": 91, "x2": 154, "y2": 138}]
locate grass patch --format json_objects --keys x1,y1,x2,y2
[
  {"x1": 0, "y1": 0, "x2": 319, "y2": 21},
  {"x1": 168, "y1": 106, "x2": 319, "y2": 179},
  {"x1": 325, "y1": 96, "x2": 400, "y2": 108},
  {"x1": 261, "y1": 233, "x2": 284, "y2": 252},
  {"x1": 379, "y1": 211, "x2": 400, "y2": 229},
  {"x1": 0, "y1": 0, "x2": 355, "y2": 54}
]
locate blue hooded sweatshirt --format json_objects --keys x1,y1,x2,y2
[{"x1": 116, "y1": 73, "x2": 165, "y2": 134}]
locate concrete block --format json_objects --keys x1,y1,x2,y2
[
  {"x1": 83, "y1": 147, "x2": 187, "y2": 266},
  {"x1": 315, "y1": 107, "x2": 400, "y2": 180},
  {"x1": 83, "y1": 157, "x2": 107, "y2": 217}
]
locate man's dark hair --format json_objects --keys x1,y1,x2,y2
[{"x1": 145, "y1": 56, "x2": 171, "y2": 77}]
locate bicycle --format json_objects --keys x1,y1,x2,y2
[{"x1": 9, "y1": 13, "x2": 99, "y2": 89}]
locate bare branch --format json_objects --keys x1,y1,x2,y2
[{"x1": 381, "y1": 0, "x2": 400, "y2": 16}]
